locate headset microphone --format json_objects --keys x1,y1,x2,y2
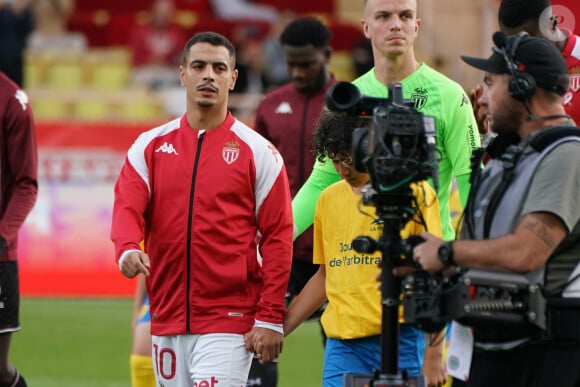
[
  {"x1": 526, "y1": 110, "x2": 571, "y2": 122},
  {"x1": 522, "y1": 94, "x2": 571, "y2": 122}
]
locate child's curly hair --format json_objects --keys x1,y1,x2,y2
[{"x1": 311, "y1": 110, "x2": 368, "y2": 163}]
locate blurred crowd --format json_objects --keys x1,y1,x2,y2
[
  {"x1": 0, "y1": 0, "x2": 374, "y2": 123},
  {"x1": 0, "y1": 0, "x2": 369, "y2": 91}
]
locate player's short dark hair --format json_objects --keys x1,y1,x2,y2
[
  {"x1": 312, "y1": 110, "x2": 367, "y2": 163},
  {"x1": 182, "y1": 31, "x2": 236, "y2": 66},
  {"x1": 498, "y1": 0, "x2": 551, "y2": 27},
  {"x1": 280, "y1": 16, "x2": 332, "y2": 48}
]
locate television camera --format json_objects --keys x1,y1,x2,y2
[
  {"x1": 326, "y1": 81, "x2": 439, "y2": 387},
  {"x1": 326, "y1": 81, "x2": 438, "y2": 199}
]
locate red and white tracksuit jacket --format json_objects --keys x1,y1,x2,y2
[
  {"x1": 562, "y1": 29, "x2": 580, "y2": 125},
  {"x1": 111, "y1": 112, "x2": 293, "y2": 336}
]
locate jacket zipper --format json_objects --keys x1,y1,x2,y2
[{"x1": 186, "y1": 131, "x2": 204, "y2": 334}]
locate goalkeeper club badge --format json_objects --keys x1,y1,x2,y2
[
  {"x1": 411, "y1": 87, "x2": 428, "y2": 110},
  {"x1": 222, "y1": 141, "x2": 240, "y2": 164}
]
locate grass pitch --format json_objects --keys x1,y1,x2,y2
[{"x1": 11, "y1": 298, "x2": 324, "y2": 387}]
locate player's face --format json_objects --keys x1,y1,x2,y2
[
  {"x1": 179, "y1": 42, "x2": 238, "y2": 108},
  {"x1": 283, "y1": 45, "x2": 330, "y2": 94},
  {"x1": 331, "y1": 154, "x2": 370, "y2": 188},
  {"x1": 362, "y1": 0, "x2": 420, "y2": 59},
  {"x1": 479, "y1": 72, "x2": 523, "y2": 136}
]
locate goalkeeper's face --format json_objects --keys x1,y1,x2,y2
[{"x1": 363, "y1": 0, "x2": 421, "y2": 59}]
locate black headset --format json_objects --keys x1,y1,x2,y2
[{"x1": 493, "y1": 31, "x2": 536, "y2": 101}]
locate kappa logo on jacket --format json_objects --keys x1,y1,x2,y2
[
  {"x1": 275, "y1": 101, "x2": 292, "y2": 114},
  {"x1": 155, "y1": 142, "x2": 178, "y2": 155},
  {"x1": 15, "y1": 89, "x2": 29, "y2": 111},
  {"x1": 222, "y1": 140, "x2": 240, "y2": 164},
  {"x1": 564, "y1": 91, "x2": 573, "y2": 106},
  {"x1": 268, "y1": 144, "x2": 280, "y2": 163}
]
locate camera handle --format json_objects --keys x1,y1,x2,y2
[{"x1": 349, "y1": 188, "x2": 426, "y2": 387}]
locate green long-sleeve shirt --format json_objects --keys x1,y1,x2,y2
[{"x1": 292, "y1": 63, "x2": 480, "y2": 240}]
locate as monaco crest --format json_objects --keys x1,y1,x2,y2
[
  {"x1": 411, "y1": 87, "x2": 428, "y2": 110},
  {"x1": 222, "y1": 141, "x2": 240, "y2": 164},
  {"x1": 570, "y1": 74, "x2": 580, "y2": 93}
]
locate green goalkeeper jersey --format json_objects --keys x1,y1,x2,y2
[{"x1": 292, "y1": 63, "x2": 480, "y2": 241}]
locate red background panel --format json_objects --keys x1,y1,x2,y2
[{"x1": 19, "y1": 121, "x2": 150, "y2": 297}]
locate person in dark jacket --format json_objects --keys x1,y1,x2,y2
[
  {"x1": 0, "y1": 0, "x2": 34, "y2": 86},
  {"x1": 0, "y1": 70, "x2": 38, "y2": 387},
  {"x1": 251, "y1": 16, "x2": 337, "y2": 387}
]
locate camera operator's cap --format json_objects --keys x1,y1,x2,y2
[{"x1": 461, "y1": 31, "x2": 569, "y2": 96}]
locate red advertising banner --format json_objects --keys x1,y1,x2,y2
[{"x1": 19, "y1": 121, "x2": 160, "y2": 297}]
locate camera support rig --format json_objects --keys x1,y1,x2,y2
[
  {"x1": 326, "y1": 81, "x2": 438, "y2": 387},
  {"x1": 352, "y1": 186, "x2": 426, "y2": 387},
  {"x1": 402, "y1": 267, "x2": 548, "y2": 336}
]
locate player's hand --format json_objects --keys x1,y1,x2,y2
[
  {"x1": 375, "y1": 258, "x2": 417, "y2": 285},
  {"x1": 422, "y1": 334, "x2": 447, "y2": 387},
  {"x1": 245, "y1": 327, "x2": 283, "y2": 364},
  {"x1": 244, "y1": 330, "x2": 255, "y2": 352},
  {"x1": 120, "y1": 251, "x2": 150, "y2": 278}
]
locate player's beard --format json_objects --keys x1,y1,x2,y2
[
  {"x1": 489, "y1": 103, "x2": 523, "y2": 139},
  {"x1": 196, "y1": 93, "x2": 217, "y2": 108},
  {"x1": 197, "y1": 99, "x2": 215, "y2": 108}
]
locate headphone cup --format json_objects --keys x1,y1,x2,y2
[
  {"x1": 501, "y1": 32, "x2": 536, "y2": 101},
  {"x1": 508, "y1": 72, "x2": 536, "y2": 101}
]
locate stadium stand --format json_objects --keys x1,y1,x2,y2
[{"x1": 24, "y1": 0, "x2": 361, "y2": 124}]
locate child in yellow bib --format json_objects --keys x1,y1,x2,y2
[{"x1": 283, "y1": 110, "x2": 446, "y2": 387}]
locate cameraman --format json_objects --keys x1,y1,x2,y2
[{"x1": 409, "y1": 32, "x2": 580, "y2": 387}]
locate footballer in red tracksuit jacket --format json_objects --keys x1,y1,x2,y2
[{"x1": 111, "y1": 112, "x2": 293, "y2": 337}]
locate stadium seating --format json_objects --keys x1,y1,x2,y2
[
  {"x1": 86, "y1": 49, "x2": 132, "y2": 91},
  {"x1": 73, "y1": 100, "x2": 112, "y2": 121},
  {"x1": 28, "y1": 0, "x2": 355, "y2": 123},
  {"x1": 33, "y1": 99, "x2": 70, "y2": 121},
  {"x1": 117, "y1": 99, "x2": 165, "y2": 122},
  {"x1": 45, "y1": 62, "x2": 85, "y2": 91}
]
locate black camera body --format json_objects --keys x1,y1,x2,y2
[{"x1": 326, "y1": 81, "x2": 438, "y2": 195}]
